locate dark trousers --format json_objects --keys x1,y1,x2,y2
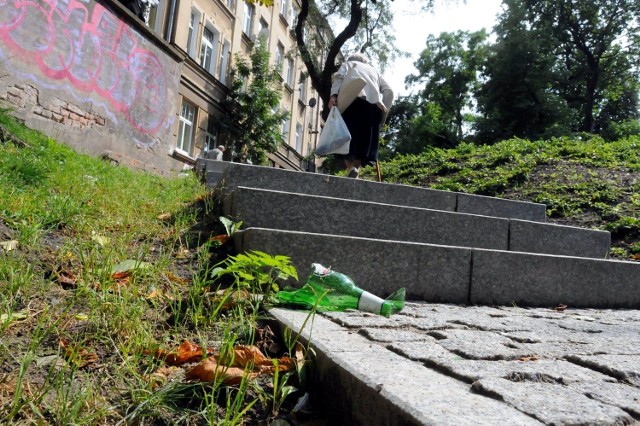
[{"x1": 340, "y1": 98, "x2": 383, "y2": 166}]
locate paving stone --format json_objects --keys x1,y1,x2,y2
[
  {"x1": 471, "y1": 377, "x2": 634, "y2": 424},
  {"x1": 389, "y1": 340, "x2": 464, "y2": 364},
  {"x1": 566, "y1": 355, "x2": 640, "y2": 386},
  {"x1": 567, "y1": 381, "x2": 640, "y2": 418},
  {"x1": 271, "y1": 308, "x2": 543, "y2": 425},
  {"x1": 426, "y1": 329, "x2": 530, "y2": 360},
  {"x1": 358, "y1": 328, "x2": 436, "y2": 343},
  {"x1": 423, "y1": 358, "x2": 616, "y2": 385}
]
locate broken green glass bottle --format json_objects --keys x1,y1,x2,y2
[{"x1": 273, "y1": 263, "x2": 405, "y2": 317}]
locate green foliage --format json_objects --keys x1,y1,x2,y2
[
  {"x1": 211, "y1": 250, "x2": 298, "y2": 297},
  {"x1": 401, "y1": 30, "x2": 489, "y2": 148},
  {"x1": 221, "y1": 40, "x2": 289, "y2": 165}
]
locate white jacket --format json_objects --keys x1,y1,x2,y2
[{"x1": 330, "y1": 60, "x2": 394, "y2": 118}]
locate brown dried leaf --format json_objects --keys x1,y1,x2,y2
[
  {"x1": 553, "y1": 304, "x2": 568, "y2": 312},
  {"x1": 210, "y1": 234, "x2": 230, "y2": 245},
  {"x1": 56, "y1": 270, "x2": 78, "y2": 288},
  {"x1": 59, "y1": 339, "x2": 99, "y2": 368},
  {"x1": 517, "y1": 355, "x2": 540, "y2": 362},
  {"x1": 217, "y1": 345, "x2": 296, "y2": 374},
  {"x1": 185, "y1": 358, "x2": 257, "y2": 385},
  {"x1": 164, "y1": 272, "x2": 189, "y2": 285},
  {"x1": 157, "y1": 213, "x2": 172, "y2": 222},
  {"x1": 152, "y1": 340, "x2": 215, "y2": 366},
  {"x1": 147, "y1": 366, "x2": 181, "y2": 389}
]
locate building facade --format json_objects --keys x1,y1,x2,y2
[{"x1": 141, "y1": 0, "x2": 324, "y2": 170}]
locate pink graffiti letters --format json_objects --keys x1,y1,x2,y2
[{"x1": 0, "y1": 0, "x2": 167, "y2": 133}]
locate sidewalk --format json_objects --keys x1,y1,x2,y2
[{"x1": 270, "y1": 303, "x2": 640, "y2": 425}]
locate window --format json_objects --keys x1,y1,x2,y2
[
  {"x1": 281, "y1": 115, "x2": 290, "y2": 141},
  {"x1": 299, "y1": 77, "x2": 306, "y2": 103},
  {"x1": 217, "y1": 40, "x2": 231, "y2": 84},
  {"x1": 275, "y1": 43, "x2": 285, "y2": 72},
  {"x1": 226, "y1": 0, "x2": 235, "y2": 11},
  {"x1": 200, "y1": 27, "x2": 214, "y2": 72},
  {"x1": 295, "y1": 123, "x2": 303, "y2": 152},
  {"x1": 257, "y1": 18, "x2": 268, "y2": 43},
  {"x1": 242, "y1": 1, "x2": 254, "y2": 35},
  {"x1": 280, "y1": 0, "x2": 289, "y2": 21},
  {"x1": 186, "y1": 9, "x2": 202, "y2": 59},
  {"x1": 285, "y1": 57, "x2": 294, "y2": 87},
  {"x1": 146, "y1": 0, "x2": 167, "y2": 37},
  {"x1": 177, "y1": 100, "x2": 196, "y2": 155},
  {"x1": 204, "y1": 118, "x2": 219, "y2": 153}
]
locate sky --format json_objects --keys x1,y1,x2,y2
[{"x1": 387, "y1": 0, "x2": 504, "y2": 96}]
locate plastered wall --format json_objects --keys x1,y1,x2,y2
[{"x1": 0, "y1": 0, "x2": 184, "y2": 174}]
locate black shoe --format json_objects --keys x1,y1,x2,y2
[{"x1": 348, "y1": 168, "x2": 359, "y2": 178}]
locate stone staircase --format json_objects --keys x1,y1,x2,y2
[{"x1": 196, "y1": 159, "x2": 640, "y2": 309}]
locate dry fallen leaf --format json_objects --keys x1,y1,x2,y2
[
  {"x1": 185, "y1": 358, "x2": 257, "y2": 385},
  {"x1": 210, "y1": 235, "x2": 231, "y2": 245},
  {"x1": 55, "y1": 270, "x2": 78, "y2": 288},
  {"x1": 217, "y1": 345, "x2": 296, "y2": 374},
  {"x1": 553, "y1": 304, "x2": 568, "y2": 312},
  {"x1": 164, "y1": 272, "x2": 189, "y2": 285},
  {"x1": 157, "y1": 212, "x2": 172, "y2": 222},
  {"x1": 59, "y1": 339, "x2": 99, "y2": 368},
  {"x1": 0, "y1": 240, "x2": 19, "y2": 252},
  {"x1": 517, "y1": 355, "x2": 540, "y2": 362},
  {"x1": 147, "y1": 366, "x2": 181, "y2": 389},
  {"x1": 152, "y1": 340, "x2": 215, "y2": 366},
  {"x1": 212, "y1": 289, "x2": 251, "y2": 311}
]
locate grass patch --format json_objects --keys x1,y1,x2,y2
[{"x1": 0, "y1": 111, "x2": 316, "y2": 424}]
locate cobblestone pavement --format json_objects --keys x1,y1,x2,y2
[{"x1": 270, "y1": 303, "x2": 640, "y2": 425}]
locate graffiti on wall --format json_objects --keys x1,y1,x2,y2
[{"x1": 0, "y1": 0, "x2": 174, "y2": 135}]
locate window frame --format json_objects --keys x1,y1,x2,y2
[{"x1": 177, "y1": 100, "x2": 196, "y2": 156}]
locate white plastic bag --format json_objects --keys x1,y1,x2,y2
[{"x1": 316, "y1": 107, "x2": 351, "y2": 156}]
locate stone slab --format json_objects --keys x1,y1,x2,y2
[
  {"x1": 471, "y1": 377, "x2": 634, "y2": 424},
  {"x1": 228, "y1": 186, "x2": 609, "y2": 258},
  {"x1": 566, "y1": 354, "x2": 640, "y2": 386},
  {"x1": 235, "y1": 227, "x2": 471, "y2": 303},
  {"x1": 457, "y1": 192, "x2": 547, "y2": 222},
  {"x1": 471, "y1": 249, "x2": 640, "y2": 309},
  {"x1": 202, "y1": 159, "x2": 547, "y2": 222},
  {"x1": 227, "y1": 186, "x2": 510, "y2": 250},
  {"x1": 270, "y1": 308, "x2": 543, "y2": 425},
  {"x1": 510, "y1": 219, "x2": 610, "y2": 259}
]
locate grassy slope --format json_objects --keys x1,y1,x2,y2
[{"x1": 363, "y1": 136, "x2": 640, "y2": 260}]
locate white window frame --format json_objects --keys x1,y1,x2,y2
[
  {"x1": 280, "y1": 0, "x2": 289, "y2": 21},
  {"x1": 217, "y1": 39, "x2": 231, "y2": 84},
  {"x1": 200, "y1": 26, "x2": 215, "y2": 72},
  {"x1": 204, "y1": 118, "x2": 219, "y2": 153},
  {"x1": 242, "y1": 1, "x2": 254, "y2": 35},
  {"x1": 299, "y1": 77, "x2": 306, "y2": 103},
  {"x1": 285, "y1": 57, "x2": 294, "y2": 87},
  {"x1": 275, "y1": 42, "x2": 285, "y2": 72},
  {"x1": 146, "y1": 0, "x2": 166, "y2": 36},
  {"x1": 177, "y1": 100, "x2": 196, "y2": 155},
  {"x1": 281, "y1": 115, "x2": 290, "y2": 141},
  {"x1": 186, "y1": 8, "x2": 202, "y2": 60},
  {"x1": 295, "y1": 122, "x2": 303, "y2": 152}
]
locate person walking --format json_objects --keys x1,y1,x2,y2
[
  {"x1": 207, "y1": 145, "x2": 225, "y2": 161},
  {"x1": 328, "y1": 53, "x2": 394, "y2": 179}
]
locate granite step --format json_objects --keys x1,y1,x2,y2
[
  {"x1": 225, "y1": 186, "x2": 610, "y2": 259},
  {"x1": 197, "y1": 159, "x2": 547, "y2": 222},
  {"x1": 235, "y1": 227, "x2": 640, "y2": 309}
]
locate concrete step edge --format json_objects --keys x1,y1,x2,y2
[
  {"x1": 200, "y1": 160, "x2": 547, "y2": 222},
  {"x1": 227, "y1": 186, "x2": 610, "y2": 259},
  {"x1": 235, "y1": 227, "x2": 640, "y2": 309}
]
